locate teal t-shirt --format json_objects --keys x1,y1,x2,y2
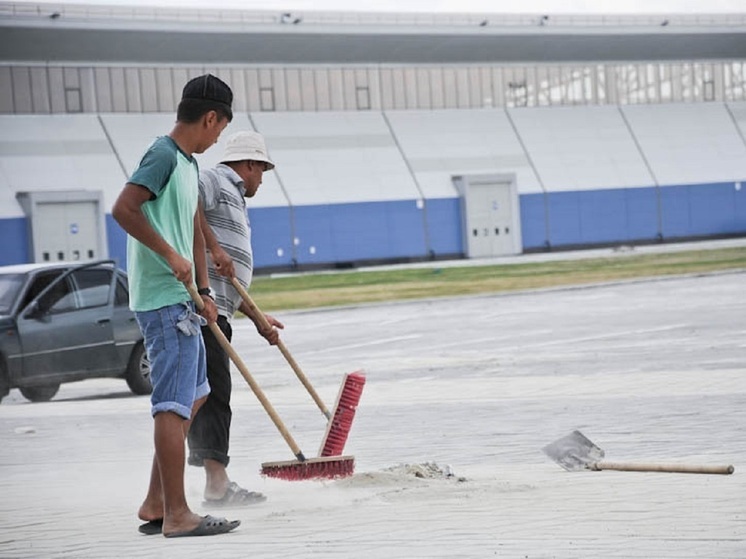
[{"x1": 126, "y1": 136, "x2": 199, "y2": 312}]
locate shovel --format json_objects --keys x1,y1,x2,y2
[{"x1": 542, "y1": 430, "x2": 734, "y2": 475}]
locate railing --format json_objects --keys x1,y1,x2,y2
[{"x1": 1, "y1": 1, "x2": 746, "y2": 28}]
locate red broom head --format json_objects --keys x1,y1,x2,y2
[
  {"x1": 320, "y1": 371, "x2": 366, "y2": 457},
  {"x1": 261, "y1": 456, "x2": 355, "y2": 481}
]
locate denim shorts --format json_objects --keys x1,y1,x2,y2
[{"x1": 136, "y1": 301, "x2": 210, "y2": 420}]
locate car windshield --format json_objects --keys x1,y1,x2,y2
[{"x1": 0, "y1": 273, "x2": 26, "y2": 314}]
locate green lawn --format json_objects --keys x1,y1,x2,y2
[{"x1": 248, "y1": 246, "x2": 746, "y2": 312}]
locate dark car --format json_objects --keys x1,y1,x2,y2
[{"x1": 0, "y1": 260, "x2": 150, "y2": 403}]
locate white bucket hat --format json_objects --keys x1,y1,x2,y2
[{"x1": 221, "y1": 131, "x2": 275, "y2": 170}]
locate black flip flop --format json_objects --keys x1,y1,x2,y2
[
  {"x1": 164, "y1": 515, "x2": 240, "y2": 538},
  {"x1": 138, "y1": 518, "x2": 163, "y2": 535}
]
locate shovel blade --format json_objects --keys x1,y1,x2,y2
[{"x1": 542, "y1": 430, "x2": 605, "y2": 471}]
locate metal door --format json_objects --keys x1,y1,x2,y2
[
  {"x1": 35, "y1": 201, "x2": 100, "y2": 262},
  {"x1": 456, "y1": 174, "x2": 521, "y2": 258},
  {"x1": 16, "y1": 191, "x2": 108, "y2": 264}
]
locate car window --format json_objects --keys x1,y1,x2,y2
[
  {"x1": 0, "y1": 273, "x2": 26, "y2": 314},
  {"x1": 114, "y1": 277, "x2": 129, "y2": 307},
  {"x1": 37, "y1": 277, "x2": 76, "y2": 314},
  {"x1": 71, "y1": 268, "x2": 112, "y2": 309},
  {"x1": 19, "y1": 271, "x2": 65, "y2": 311}
]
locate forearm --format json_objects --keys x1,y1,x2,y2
[
  {"x1": 236, "y1": 300, "x2": 253, "y2": 319},
  {"x1": 198, "y1": 204, "x2": 221, "y2": 254},
  {"x1": 193, "y1": 213, "x2": 210, "y2": 290}
]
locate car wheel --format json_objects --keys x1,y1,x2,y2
[
  {"x1": 19, "y1": 383, "x2": 60, "y2": 403},
  {"x1": 125, "y1": 342, "x2": 152, "y2": 395}
]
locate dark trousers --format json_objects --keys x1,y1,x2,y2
[{"x1": 187, "y1": 316, "x2": 233, "y2": 467}]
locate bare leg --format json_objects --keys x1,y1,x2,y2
[
  {"x1": 138, "y1": 397, "x2": 207, "y2": 529},
  {"x1": 137, "y1": 457, "x2": 163, "y2": 522},
  {"x1": 204, "y1": 459, "x2": 231, "y2": 500}
]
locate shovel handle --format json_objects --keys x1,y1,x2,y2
[
  {"x1": 592, "y1": 461, "x2": 734, "y2": 475},
  {"x1": 186, "y1": 284, "x2": 306, "y2": 462},
  {"x1": 230, "y1": 277, "x2": 332, "y2": 420}
]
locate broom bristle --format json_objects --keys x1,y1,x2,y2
[
  {"x1": 319, "y1": 371, "x2": 366, "y2": 457},
  {"x1": 261, "y1": 455, "x2": 355, "y2": 481}
]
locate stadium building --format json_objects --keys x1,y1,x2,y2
[{"x1": 1, "y1": 2, "x2": 746, "y2": 271}]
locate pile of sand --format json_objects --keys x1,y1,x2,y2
[
  {"x1": 334, "y1": 462, "x2": 467, "y2": 488},
  {"x1": 382, "y1": 461, "x2": 464, "y2": 480}
]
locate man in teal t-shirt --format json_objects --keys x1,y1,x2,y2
[
  {"x1": 126, "y1": 134, "x2": 203, "y2": 312},
  {"x1": 112, "y1": 74, "x2": 240, "y2": 539}
]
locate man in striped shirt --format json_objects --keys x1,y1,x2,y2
[{"x1": 187, "y1": 131, "x2": 284, "y2": 507}]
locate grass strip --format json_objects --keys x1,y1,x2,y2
[{"x1": 248, "y1": 246, "x2": 746, "y2": 312}]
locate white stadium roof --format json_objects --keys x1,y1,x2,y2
[{"x1": 1, "y1": 2, "x2": 746, "y2": 64}]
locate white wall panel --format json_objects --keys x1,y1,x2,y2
[
  {"x1": 100, "y1": 113, "x2": 288, "y2": 208},
  {"x1": 250, "y1": 111, "x2": 419, "y2": 205},
  {"x1": 726, "y1": 102, "x2": 746, "y2": 169},
  {"x1": 622, "y1": 103, "x2": 746, "y2": 185},
  {"x1": 0, "y1": 115, "x2": 124, "y2": 213},
  {"x1": 385, "y1": 108, "x2": 541, "y2": 198},
  {"x1": 508, "y1": 105, "x2": 653, "y2": 192},
  {"x1": 0, "y1": 183, "x2": 22, "y2": 218},
  {"x1": 98, "y1": 113, "x2": 174, "y2": 178}
]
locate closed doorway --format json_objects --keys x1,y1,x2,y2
[
  {"x1": 16, "y1": 191, "x2": 108, "y2": 263},
  {"x1": 453, "y1": 174, "x2": 522, "y2": 258}
]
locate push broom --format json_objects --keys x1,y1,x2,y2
[
  {"x1": 186, "y1": 284, "x2": 354, "y2": 480},
  {"x1": 230, "y1": 277, "x2": 365, "y2": 457}
]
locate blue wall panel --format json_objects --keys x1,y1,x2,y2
[
  {"x1": 547, "y1": 191, "x2": 583, "y2": 246},
  {"x1": 660, "y1": 182, "x2": 746, "y2": 239},
  {"x1": 106, "y1": 214, "x2": 128, "y2": 269},
  {"x1": 519, "y1": 193, "x2": 548, "y2": 250},
  {"x1": 292, "y1": 205, "x2": 335, "y2": 265},
  {"x1": 549, "y1": 187, "x2": 660, "y2": 247},
  {"x1": 689, "y1": 182, "x2": 743, "y2": 236},
  {"x1": 624, "y1": 187, "x2": 660, "y2": 240},
  {"x1": 736, "y1": 183, "x2": 746, "y2": 232},
  {"x1": 248, "y1": 207, "x2": 294, "y2": 269},
  {"x1": 381, "y1": 199, "x2": 428, "y2": 259},
  {"x1": 0, "y1": 217, "x2": 29, "y2": 266},
  {"x1": 293, "y1": 200, "x2": 427, "y2": 265},
  {"x1": 579, "y1": 189, "x2": 628, "y2": 243},
  {"x1": 330, "y1": 203, "x2": 390, "y2": 261},
  {"x1": 3, "y1": 182, "x2": 745, "y2": 271},
  {"x1": 424, "y1": 198, "x2": 462, "y2": 256},
  {"x1": 659, "y1": 184, "x2": 692, "y2": 238}
]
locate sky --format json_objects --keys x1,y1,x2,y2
[{"x1": 10, "y1": 0, "x2": 746, "y2": 14}]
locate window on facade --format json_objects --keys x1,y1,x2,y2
[
  {"x1": 260, "y1": 87, "x2": 275, "y2": 111},
  {"x1": 356, "y1": 86, "x2": 370, "y2": 110},
  {"x1": 65, "y1": 87, "x2": 82, "y2": 113}
]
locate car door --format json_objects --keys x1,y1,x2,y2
[
  {"x1": 110, "y1": 271, "x2": 141, "y2": 367},
  {"x1": 16, "y1": 266, "x2": 120, "y2": 382}
]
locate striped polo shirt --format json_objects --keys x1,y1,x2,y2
[{"x1": 198, "y1": 164, "x2": 253, "y2": 321}]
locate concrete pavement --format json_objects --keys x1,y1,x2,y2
[{"x1": 0, "y1": 254, "x2": 744, "y2": 558}]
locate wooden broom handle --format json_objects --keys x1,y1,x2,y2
[
  {"x1": 592, "y1": 461, "x2": 734, "y2": 475},
  {"x1": 186, "y1": 283, "x2": 306, "y2": 461},
  {"x1": 230, "y1": 277, "x2": 332, "y2": 420}
]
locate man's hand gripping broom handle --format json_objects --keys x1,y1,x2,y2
[
  {"x1": 186, "y1": 283, "x2": 306, "y2": 462},
  {"x1": 230, "y1": 277, "x2": 332, "y2": 420}
]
